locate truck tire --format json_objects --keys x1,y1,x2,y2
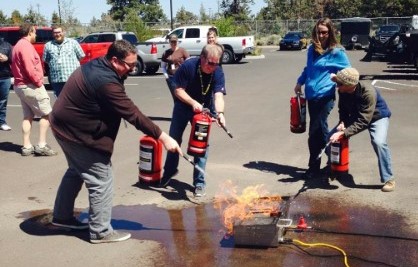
[
  {"x1": 222, "y1": 49, "x2": 234, "y2": 64},
  {"x1": 235, "y1": 55, "x2": 243, "y2": 62},
  {"x1": 129, "y1": 60, "x2": 144, "y2": 76},
  {"x1": 145, "y1": 66, "x2": 159, "y2": 75}
]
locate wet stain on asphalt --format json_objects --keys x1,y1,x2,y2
[{"x1": 20, "y1": 196, "x2": 418, "y2": 267}]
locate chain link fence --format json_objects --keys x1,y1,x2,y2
[{"x1": 2, "y1": 16, "x2": 414, "y2": 45}]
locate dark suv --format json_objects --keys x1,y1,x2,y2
[
  {"x1": 373, "y1": 24, "x2": 401, "y2": 43},
  {"x1": 279, "y1": 31, "x2": 307, "y2": 50}
]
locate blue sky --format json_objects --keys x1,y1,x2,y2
[{"x1": 2, "y1": 0, "x2": 266, "y2": 23}]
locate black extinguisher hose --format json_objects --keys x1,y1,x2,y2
[
  {"x1": 296, "y1": 92, "x2": 302, "y2": 126},
  {"x1": 203, "y1": 108, "x2": 233, "y2": 138},
  {"x1": 182, "y1": 153, "x2": 206, "y2": 175}
]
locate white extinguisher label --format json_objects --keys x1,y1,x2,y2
[
  {"x1": 330, "y1": 143, "x2": 340, "y2": 164},
  {"x1": 193, "y1": 123, "x2": 209, "y2": 142},
  {"x1": 139, "y1": 144, "x2": 153, "y2": 171}
]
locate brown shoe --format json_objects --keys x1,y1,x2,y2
[{"x1": 382, "y1": 180, "x2": 395, "y2": 192}]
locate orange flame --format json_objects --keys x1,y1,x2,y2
[{"x1": 214, "y1": 180, "x2": 282, "y2": 234}]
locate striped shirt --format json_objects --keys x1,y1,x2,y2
[{"x1": 43, "y1": 38, "x2": 85, "y2": 83}]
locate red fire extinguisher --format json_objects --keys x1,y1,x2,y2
[
  {"x1": 290, "y1": 93, "x2": 306, "y2": 133},
  {"x1": 330, "y1": 137, "x2": 349, "y2": 173},
  {"x1": 139, "y1": 135, "x2": 163, "y2": 183},
  {"x1": 187, "y1": 111, "x2": 212, "y2": 157}
]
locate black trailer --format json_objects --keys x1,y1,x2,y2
[{"x1": 340, "y1": 17, "x2": 372, "y2": 50}]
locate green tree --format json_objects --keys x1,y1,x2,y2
[
  {"x1": 51, "y1": 11, "x2": 60, "y2": 24},
  {"x1": 199, "y1": 3, "x2": 210, "y2": 23},
  {"x1": 175, "y1": 6, "x2": 198, "y2": 24},
  {"x1": 123, "y1": 9, "x2": 154, "y2": 41},
  {"x1": 220, "y1": 0, "x2": 254, "y2": 21},
  {"x1": 107, "y1": 0, "x2": 165, "y2": 23},
  {"x1": 0, "y1": 11, "x2": 8, "y2": 25},
  {"x1": 10, "y1": 10, "x2": 23, "y2": 25},
  {"x1": 23, "y1": 5, "x2": 38, "y2": 24}
]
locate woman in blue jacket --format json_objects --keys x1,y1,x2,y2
[{"x1": 294, "y1": 18, "x2": 351, "y2": 180}]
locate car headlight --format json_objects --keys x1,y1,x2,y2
[{"x1": 393, "y1": 36, "x2": 400, "y2": 45}]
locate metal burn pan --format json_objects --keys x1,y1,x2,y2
[{"x1": 233, "y1": 216, "x2": 280, "y2": 248}]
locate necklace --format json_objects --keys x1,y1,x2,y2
[{"x1": 198, "y1": 66, "x2": 213, "y2": 96}]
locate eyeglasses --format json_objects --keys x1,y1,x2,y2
[
  {"x1": 205, "y1": 57, "x2": 219, "y2": 67},
  {"x1": 118, "y1": 58, "x2": 137, "y2": 69},
  {"x1": 318, "y1": 30, "x2": 329, "y2": 35}
]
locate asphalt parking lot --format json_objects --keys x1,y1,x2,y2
[{"x1": 1, "y1": 47, "x2": 418, "y2": 266}]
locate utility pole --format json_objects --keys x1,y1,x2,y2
[
  {"x1": 58, "y1": 0, "x2": 62, "y2": 24},
  {"x1": 170, "y1": 0, "x2": 173, "y2": 30}
]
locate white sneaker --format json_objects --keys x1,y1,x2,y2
[{"x1": 0, "y1": 124, "x2": 11, "y2": 131}]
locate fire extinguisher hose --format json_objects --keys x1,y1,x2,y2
[
  {"x1": 182, "y1": 154, "x2": 206, "y2": 176},
  {"x1": 316, "y1": 140, "x2": 332, "y2": 160},
  {"x1": 202, "y1": 108, "x2": 233, "y2": 138},
  {"x1": 296, "y1": 93, "x2": 302, "y2": 122}
]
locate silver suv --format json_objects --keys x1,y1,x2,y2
[{"x1": 80, "y1": 31, "x2": 138, "y2": 44}]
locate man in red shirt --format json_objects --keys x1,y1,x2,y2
[{"x1": 11, "y1": 23, "x2": 57, "y2": 156}]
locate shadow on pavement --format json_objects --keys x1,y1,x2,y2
[
  {"x1": 19, "y1": 210, "x2": 89, "y2": 242},
  {"x1": 148, "y1": 116, "x2": 172, "y2": 122},
  {"x1": 243, "y1": 160, "x2": 305, "y2": 177},
  {"x1": 0, "y1": 141, "x2": 21, "y2": 154},
  {"x1": 134, "y1": 178, "x2": 196, "y2": 203}
]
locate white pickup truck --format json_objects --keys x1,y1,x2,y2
[{"x1": 138, "y1": 25, "x2": 255, "y2": 64}]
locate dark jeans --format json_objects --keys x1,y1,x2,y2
[
  {"x1": 307, "y1": 95, "x2": 335, "y2": 172},
  {"x1": 163, "y1": 103, "x2": 209, "y2": 188},
  {"x1": 51, "y1": 82, "x2": 66, "y2": 97},
  {"x1": 165, "y1": 77, "x2": 176, "y2": 101},
  {"x1": 0, "y1": 78, "x2": 11, "y2": 125}
]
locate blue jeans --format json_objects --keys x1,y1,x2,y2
[
  {"x1": 328, "y1": 117, "x2": 393, "y2": 183},
  {"x1": 0, "y1": 78, "x2": 11, "y2": 125},
  {"x1": 369, "y1": 117, "x2": 393, "y2": 182},
  {"x1": 307, "y1": 96, "x2": 335, "y2": 172},
  {"x1": 53, "y1": 138, "x2": 114, "y2": 240},
  {"x1": 51, "y1": 82, "x2": 66, "y2": 97},
  {"x1": 163, "y1": 103, "x2": 208, "y2": 188},
  {"x1": 165, "y1": 77, "x2": 176, "y2": 101}
]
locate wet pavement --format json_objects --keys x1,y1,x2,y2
[{"x1": 20, "y1": 195, "x2": 418, "y2": 267}]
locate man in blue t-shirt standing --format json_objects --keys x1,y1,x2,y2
[{"x1": 160, "y1": 44, "x2": 227, "y2": 197}]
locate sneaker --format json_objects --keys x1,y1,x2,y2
[
  {"x1": 34, "y1": 144, "x2": 58, "y2": 156},
  {"x1": 51, "y1": 217, "x2": 89, "y2": 230},
  {"x1": 194, "y1": 186, "x2": 206, "y2": 197},
  {"x1": 90, "y1": 230, "x2": 131, "y2": 244},
  {"x1": 21, "y1": 146, "x2": 34, "y2": 156},
  {"x1": 302, "y1": 169, "x2": 319, "y2": 180},
  {"x1": 382, "y1": 180, "x2": 395, "y2": 192},
  {"x1": 159, "y1": 170, "x2": 178, "y2": 187},
  {"x1": 0, "y1": 124, "x2": 11, "y2": 131}
]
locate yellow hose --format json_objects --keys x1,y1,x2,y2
[{"x1": 293, "y1": 239, "x2": 350, "y2": 267}]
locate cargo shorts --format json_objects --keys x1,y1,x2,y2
[{"x1": 14, "y1": 84, "x2": 52, "y2": 118}]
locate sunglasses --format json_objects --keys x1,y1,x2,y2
[
  {"x1": 336, "y1": 82, "x2": 344, "y2": 87},
  {"x1": 170, "y1": 40, "x2": 177, "y2": 43},
  {"x1": 205, "y1": 57, "x2": 219, "y2": 67},
  {"x1": 318, "y1": 30, "x2": 329, "y2": 35},
  {"x1": 118, "y1": 58, "x2": 137, "y2": 68}
]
